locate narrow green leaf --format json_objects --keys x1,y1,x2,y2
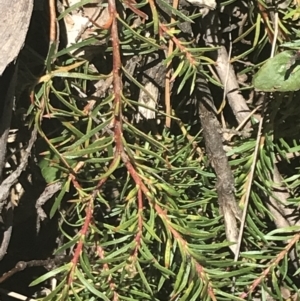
[
  {"x1": 30, "y1": 263, "x2": 71, "y2": 286},
  {"x1": 156, "y1": 0, "x2": 194, "y2": 23},
  {"x1": 136, "y1": 261, "x2": 153, "y2": 294},
  {"x1": 76, "y1": 268, "x2": 110, "y2": 301},
  {"x1": 50, "y1": 179, "x2": 70, "y2": 218}
]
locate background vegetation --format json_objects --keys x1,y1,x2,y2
[{"x1": 1, "y1": 0, "x2": 300, "y2": 300}]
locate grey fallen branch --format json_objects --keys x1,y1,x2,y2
[
  {"x1": 0, "y1": 128, "x2": 37, "y2": 213},
  {"x1": 214, "y1": 45, "x2": 251, "y2": 128},
  {"x1": 201, "y1": 11, "x2": 251, "y2": 132},
  {"x1": 36, "y1": 181, "x2": 62, "y2": 233},
  {"x1": 0, "y1": 203, "x2": 13, "y2": 261},
  {"x1": 196, "y1": 75, "x2": 242, "y2": 255},
  {"x1": 0, "y1": 255, "x2": 71, "y2": 284}
]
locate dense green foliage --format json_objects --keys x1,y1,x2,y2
[{"x1": 19, "y1": 0, "x2": 300, "y2": 300}]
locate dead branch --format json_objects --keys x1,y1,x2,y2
[
  {"x1": 36, "y1": 181, "x2": 62, "y2": 233},
  {"x1": 200, "y1": 11, "x2": 251, "y2": 131},
  {"x1": 0, "y1": 128, "x2": 37, "y2": 213},
  {"x1": 0, "y1": 203, "x2": 13, "y2": 261},
  {"x1": 214, "y1": 45, "x2": 251, "y2": 129},
  {"x1": 196, "y1": 75, "x2": 242, "y2": 255}
]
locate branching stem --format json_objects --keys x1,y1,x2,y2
[{"x1": 240, "y1": 233, "x2": 300, "y2": 299}]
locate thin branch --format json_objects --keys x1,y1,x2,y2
[
  {"x1": 197, "y1": 75, "x2": 242, "y2": 256},
  {"x1": 60, "y1": 1, "x2": 250, "y2": 298},
  {"x1": 214, "y1": 46, "x2": 251, "y2": 130},
  {"x1": 35, "y1": 181, "x2": 62, "y2": 233},
  {"x1": 0, "y1": 203, "x2": 13, "y2": 261},
  {"x1": 160, "y1": 24, "x2": 197, "y2": 67},
  {"x1": 239, "y1": 233, "x2": 300, "y2": 299},
  {"x1": 257, "y1": 1, "x2": 274, "y2": 43},
  {"x1": 270, "y1": 12, "x2": 279, "y2": 57},
  {"x1": 154, "y1": 198, "x2": 216, "y2": 301},
  {"x1": 218, "y1": 15, "x2": 233, "y2": 118},
  {"x1": 123, "y1": 0, "x2": 148, "y2": 20},
  {"x1": 223, "y1": 105, "x2": 261, "y2": 141},
  {"x1": 234, "y1": 101, "x2": 265, "y2": 262},
  {"x1": 96, "y1": 245, "x2": 119, "y2": 301},
  {"x1": 67, "y1": 154, "x2": 118, "y2": 285},
  {"x1": 164, "y1": 0, "x2": 179, "y2": 128},
  {"x1": 67, "y1": 198, "x2": 93, "y2": 285},
  {"x1": 201, "y1": 12, "x2": 251, "y2": 131},
  {"x1": 67, "y1": 0, "x2": 123, "y2": 285},
  {"x1": 119, "y1": 139, "x2": 216, "y2": 299},
  {"x1": 109, "y1": 0, "x2": 122, "y2": 114},
  {"x1": 0, "y1": 256, "x2": 70, "y2": 284}
]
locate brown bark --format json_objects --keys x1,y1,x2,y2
[{"x1": 196, "y1": 76, "x2": 242, "y2": 254}]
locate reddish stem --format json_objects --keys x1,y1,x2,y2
[
  {"x1": 122, "y1": 154, "x2": 215, "y2": 299},
  {"x1": 97, "y1": 245, "x2": 119, "y2": 300},
  {"x1": 160, "y1": 24, "x2": 197, "y2": 67},
  {"x1": 240, "y1": 233, "x2": 300, "y2": 299},
  {"x1": 109, "y1": 0, "x2": 122, "y2": 121},
  {"x1": 67, "y1": 199, "x2": 93, "y2": 285},
  {"x1": 66, "y1": 1, "x2": 215, "y2": 298}
]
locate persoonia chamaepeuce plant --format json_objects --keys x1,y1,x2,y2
[{"x1": 14, "y1": 0, "x2": 300, "y2": 300}]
